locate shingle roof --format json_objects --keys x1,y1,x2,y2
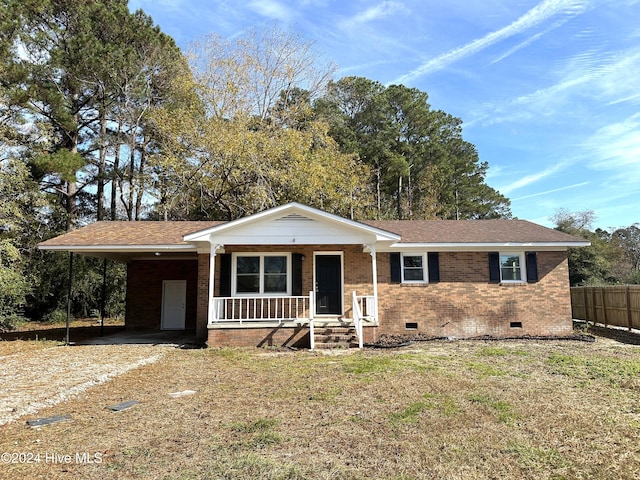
[
  {"x1": 38, "y1": 218, "x2": 584, "y2": 248},
  {"x1": 38, "y1": 221, "x2": 223, "y2": 247},
  {"x1": 362, "y1": 219, "x2": 584, "y2": 244}
]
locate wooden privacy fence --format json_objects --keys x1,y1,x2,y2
[{"x1": 571, "y1": 286, "x2": 640, "y2": 331}]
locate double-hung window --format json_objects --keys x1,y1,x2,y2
[
  {"x1": 498, "y1": 253, "x2": 526, "y2": 283},
  {"x1": 500, "y1": 253, "x2": 522, "y2": 281},
  {"x1": 391, "y1": 252, "x2": 439, "y2": 284},
  {"x1": 233, "y1": 253, "x2": 290, "y2": 295},
  {"x1": 489, "y1": 252, "x2": 537, "y2": 284},
  {"x1": 401, "y1": 253, "x2": 427, "y2": 283}
]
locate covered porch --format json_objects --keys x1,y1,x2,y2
[
  {"x1": 185, "y1": 204, "x2": 400, "y2": 348},
  {"x1": 209, "y1": 291, "x2": 376, "y2": 349}
]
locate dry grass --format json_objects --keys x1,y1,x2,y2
[
  {"x1": 0, "y1": 319, "x2": 125, "y2": 356},
  {"x1": 1, "y1": 333, "x2": 640, "y2": 479}
]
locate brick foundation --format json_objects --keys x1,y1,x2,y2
[
  {"x1": 208, "y1": 326, "x2": 310, "y2": 348},
  {"x1": 207, "y1": 325, "x2": 378, "y2": 348}
]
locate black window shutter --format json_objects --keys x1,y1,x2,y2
[
  {"x1": 292, "y1": 253, "x2": 303, "y2": 296},
  {"x1": 526, "y1": 252, "x2": 538, "y2": 283},
  {"x1": 219, "y1": 253, "x2": 231, "y2": 297},
  {"x1": 428, "y1": 253, "x2": 440, "y2": 282},
  {"x1": 488, "y1": 252, "x2": 500, "y2": 283},
  {"x1": 390, "y1": 253, "x2": 401, "y2": 283}
]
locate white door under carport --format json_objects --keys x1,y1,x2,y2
[{"x1": 161, "y1": 280, "x2": 186, "y2": 330}]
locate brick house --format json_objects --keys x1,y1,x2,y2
[{"x1": 39, "y1": 203, "x2": 588, "y2": 348}]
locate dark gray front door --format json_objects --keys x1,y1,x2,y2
[{"x1": 315, "y1": 254, "x2": 342, "y2": 315}]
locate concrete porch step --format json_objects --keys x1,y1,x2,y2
[
  {"x1": 315, "y1": 334, "x2": 356, "y2": 343},
  {"x1": 314, "y1": 342, "x2": 355, "y2": 350},
  {"x1": 313, "y1": 327, "x2": 357, "y2": 349},
  {"x1": 315, "y1": 327, "x2": 354, "y2": 334}
]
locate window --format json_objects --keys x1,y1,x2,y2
[
  {"x1": 500, "y1": 253, "x2": 523, "y2": 282},
  {"x1": 401, "y1": 253, "x2": 427, "y2": 283},
  {"x1": 391, "y1": 252, "x2": 439, "y2": 284},
  {"x1": 233, "y1": 254, "x2": 290, "y2": 295},
  {"x1": 264, "y1": 256, "x2": 287, "y2": 293},
  {"x1": 489, "y1": 252, "x2": 527, "y2": 283},
  {"x1": 236, "y1": 256, "x2": 260, "y2": 293}
]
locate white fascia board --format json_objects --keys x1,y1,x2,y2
[
  {"x1": 377, "y1": 241, "x2": 590, "y2": 252},
  {"x1": 38, "y1": 244, "x2": 197, "y2": 253},
  {"x1": 183, "y1": 202, "x2": 400, "y2": 243}
]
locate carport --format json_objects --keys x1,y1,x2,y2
[{"x1": 38, "y1": 221, "x2": 220, "y2": 345}]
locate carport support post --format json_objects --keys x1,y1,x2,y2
[
  {"x1": 100, "y1": 258, "x2": 107, "y2": 337},
  {"x1": 65, "y1": 252, "x2": 74, "y2": 346}
]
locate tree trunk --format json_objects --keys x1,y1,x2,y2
[
  {"x1": 397, "y1": 175, "x2": 403, "y2": 220},
  {"x1": 134, "y1": 140, "x2": 147, "y2": 221},
  {"x1": 65, "y1": 179, "x2": 77, "y2": 232},
  {"x1": 97, "y1": 106, "x2": 108, "y2": 221},
  {"x1": 65, "y1": 117, "x2": 80, "y2": 231},
  {"x1": 126, "y1": 132, "x2": 135, "y2": 221},
  {"x1": 110, "y1": 125, "x2": 121, "y2": 221},
  {"x1": 376, "y1": 166, "x2": 381, "y2": 220}
]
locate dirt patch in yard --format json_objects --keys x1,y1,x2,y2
[
  {"x1": 1, "y1": 332, "x2": 640, "y2": 479},
  {"x1": 0, "y1": 344, "x2": 167, "y2": 426},
  {"x1": 0, "y1": 319, "x2": 127, "y2": 356}
]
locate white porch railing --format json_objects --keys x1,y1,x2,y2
[
  {"x1": 352, "y1": 292, "x2": 375, "y2": 349},
  {"x1": 209, "y1": 291, "x2": 376, "y2": 350},
  {"x1": 211, "y1": 295, "x2": 311, "y2": 325}
]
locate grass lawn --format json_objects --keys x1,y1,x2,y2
[{"x1": 1, "y1": 333, "x2": 639, "y2": 479}]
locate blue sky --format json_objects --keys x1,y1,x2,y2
[{"x1": 128, "y1": 0, "x2": 640, "y2": 230}]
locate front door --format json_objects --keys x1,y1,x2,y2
[
  {"x1": 161, "y1": 280, "x2": 186, "y2": 330},
  {"x1": 315, "y1": 254, "x2": 342, "y2": 315}
]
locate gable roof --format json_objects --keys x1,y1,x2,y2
[
  {"x1": 38, "y1": 220, "x2": 225, "y2": 261},
  {"x1": 38, "y1": 203, "x2": 589, "y2": 257},
  {"x1": 363, "y1": 219, "x2": 584, "y2": 245},
  {"x1": 183, "y1": 202, "x2": 401, "y2": 244},
  {"x1": 38, "y1": 221, "x2": 222, "y2": 250}
]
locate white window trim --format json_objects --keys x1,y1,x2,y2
[
  {"x1": 401, "y1": 252, "x2": 428, "y2": 284},
  {"x1": 231, "y1": 252, "x2": 292, "y2": 296},
  {"x1": 499, "y1": 252, "x2": 527, "y2": 284}
]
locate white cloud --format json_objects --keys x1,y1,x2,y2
[
  {"x1": 357, "y1": 1, "x2": 408, "y2": 23},
  {"x1": 491, "y1": 18, "x2": 568, "y2": 64},
  {"x1": 498, "y1": 162, "x2": 568, "y2": 194},
  {"x1": 392, "y1": 0, "x2": 592, "y2": 84},
  {"x1": 248, "y1": 0, "x2": 294, "y2": 21},
  {"x1": 511, "y1": 182, "x2": 590, "y2": 201},
  {"x1": 471, "y1": 47, "x2": 640, "y2": 128},
  {"x1": 342, "y1": 1, "x2": 409, "y2": 27},
  {"x1": 585, "y1": 113, "x2": 640, "y2": 170}
]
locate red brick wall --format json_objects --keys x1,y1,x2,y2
[
  {"x1": 201, "y1": 245, "x2": 374, "y2": 347},
  {"x1": 126, "y1": 259, "x2": 198, "y2": 330},
  {"x1": 376, "y1": 251, "x2": 573, "y2": 338},
  {"x1": 208, "y1": 326, "x2": 309, "y2": 348},
  {"x1": 198, "y1": 247, "x2": 572, "y2": 346}
]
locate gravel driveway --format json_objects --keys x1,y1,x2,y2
[{"x1": 0, "y1": 345, "x2": 167, "y2": 425}]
